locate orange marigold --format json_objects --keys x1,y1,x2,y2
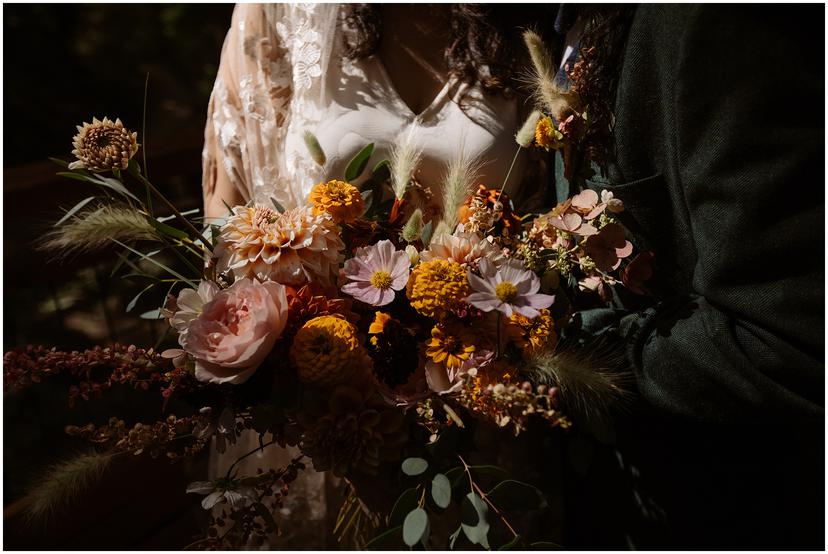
[{"x1": 309, "y1": 179, "x2": 364, "y2": 223}]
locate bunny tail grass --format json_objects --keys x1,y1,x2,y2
[
  {"x1": 302, "y1": 130, "x2": 327, "y2": 166},
  {"x1": 390, "y1": 124, "x2": 423, "y2": 200},
  {"x1": 526, "y1": 342, "x2": 631, "y2": 421},
  {"x1": 440, "y1": 141, "x2": 483, "y2": 234},
  {"x1": 401, "y1": 208, "x2": 424, "y2": 243},
  {"x1": 21, "y1": 451, "x2": 113, "y2": 524},
  {"x1": 515, "y1": 110, "x2": 544, "y2": 148},
  {"x1": 41, "y1": 206, "x2": 159, "y2": 259},
  {"x1": 522, "y1": 29, "x2": 578, "y2": 120}
]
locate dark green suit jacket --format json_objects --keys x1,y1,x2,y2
[{"x1": 558, "y1": 5, "x2": 824, "y2": 549}]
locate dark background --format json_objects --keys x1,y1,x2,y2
[{"x1": 4, "y1": 4, "x2": 235, "y2": 548}]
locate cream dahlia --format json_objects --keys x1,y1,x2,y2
[
  {"x1": 215, "y1": 205, "x2": 344, "y2": 286},
  {"x1": 420, "y1": 229, "x2": 506, "y2": 268}
]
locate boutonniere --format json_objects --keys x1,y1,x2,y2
[{"x1": 516, "y1": 31, "x2": 612, "y2": 184}]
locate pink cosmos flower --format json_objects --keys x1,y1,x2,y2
[
  {"x1": 466, "y1": 258, "x2": 555, "y2": 318},
  {"x1": 341, "y1": 240, "x2": 410, "y2": 306},
  {"x1": 179, "y1": 278, "x2": 289, "y2": 385}
]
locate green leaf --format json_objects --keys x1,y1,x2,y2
[
  {"x1": 270, "y1": 196, "x2": 286, "y2": 214},
  {"x1": 420, "y1": 221, "x2": 434, "y2": 247},
  {"x1": 430, "y1": 473, "x2": 451, "y2": 509},
  {"x1": 57, "y1": 171, "x2": 141, "y2": 202},
  {"x1": 146, "y1": 215, "x2": 189, "y2": 241},
  {"x1": 467, "y1": 465, "x2": 511, "y2": 484},
  {"x1": 365, "y1": 526, "x2": 404, "y2": 550},
  {"x1": 486, "y1": 480, "x2": 547, "y2": 511},
  {"x1": 126, "y1": 283, "x2": 156, "y2": 313},
  {"x1": 48, "y1": 157, "x2": 70, "y2": 168},
  {"x1": 444, "y1": 466, "x2": 465, "y2": 488},
  {"x1": 111, "y1": 239, "x2": 197, "y2": 287},
  {"x1": 530, "y1": 541, "x2": 563, "y2": 550},
  {"x1": 53, "y1": 196, "x2": 97, "y2": 227},
  {"x1": 498, "y1": 535, "x2": 522, "y2": 550},
  {"x1": 402, "y1": 507, "x2": 429, "y2": 547},
  {"x1": 389, "y1": 486, "x2": 420, "y2": 527},
  {"x1": 345, "y1": 143, "x2": 374, "y2": 182},
  {"x1": 156, "y1": 208, "x2": 199, "y2": 223},
  {"x1": 401, "y1": 457, "x2": 428, "y2": 476},
  {"x1": 460, "y1": 492, "x2": 490, "y2": 549},
  {"x1": 56, "y1": 171, "x2": 94, "y2": 182},
  {"x1": 372, "y1": 159, "x2": 391, "y2": 181},
  {"x1": 139, "y1": 309, "x2": 163, "y2": 320},
  {"x1": 449, "y1": 526, "x2": 463, "y2": 550}
]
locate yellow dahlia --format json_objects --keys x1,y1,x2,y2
[
  {"x1": 506, "y1": 308, "x2": 557, "y2": 353},
  {"x1": 291, "y1": 315, "x2": 370, "y2": 386},
  {"x1": 534, "y1": 116, "x2": 564, "y2": 150},
  {"x1": 69, "y1": 117, "x2": 139, "y2": 172},
  {"x1": 426, "y1": 325, "x2": 476, "y2": 370},
  {"x1": 406, "y1": 259, "x2": 471, "y2": 319},
  {"x1": 215, "y1": 205, "x2": 344, "y2": 286},
  {"x1": 309, "y1": 179, "x2": 364, "y2": 223}
]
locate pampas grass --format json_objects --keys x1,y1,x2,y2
[
  {"x1": 41, "y1": 205, "x2": 160, "y2": 259},
  {"x1": 389, "y1": 124, "x2": 423, "y2": 200},
  {"x1": 22, "y1": 451, "x2": 113, "y2": 524},
  {"x1": 525, "y1": 342, "x2": 630, "y2": 421},
  {"x1": 438, "y1": 140, "x2": 483, "y2": 234}
]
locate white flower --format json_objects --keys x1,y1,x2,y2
[
  {"x1": 341, "y1": 240, "x2": 410, "y2": 306},
  {"x1": 466, "y1": 258, "x2": 555, "y2": 318}
]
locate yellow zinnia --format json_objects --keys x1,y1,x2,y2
[
  {"x1": 406, "y1": 259, "x2": 471, "y2": 319},
  {"x1": 506, "y1": 308, "x2": 556, "y2": 353},
  {"x1": 291, "y1": 315, "x2": 368, "y2": 386},
  {"x1": 309, "y1": 179, "x2": 365, "y2": 223}
]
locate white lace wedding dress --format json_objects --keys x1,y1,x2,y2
[{"x1": 201, "y1": 3, "x2": 549, "y2": 548}]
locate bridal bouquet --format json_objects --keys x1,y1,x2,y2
[{"x1": 5, "y1": 32, "x2": 650, "y2": 550}]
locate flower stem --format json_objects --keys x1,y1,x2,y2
[{"x1": 498, "y1": 145, "x2": 522, "y2": 200}]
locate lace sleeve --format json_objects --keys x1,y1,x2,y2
[{"x1": 202, "y1": 3, "x2": 292, "y2": 215}]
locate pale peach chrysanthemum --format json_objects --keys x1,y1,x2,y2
[
  {"x1": 309, "y1": 179, "x2": 364, "y2": 223},
  {"x1": 69, "y1": 117, "x2": 139, "y2": 172},
  {"x1": 420, "y1": 230, "x2": 506, "y2": 268},
  {"x1": 215, "y1": 205, "x2": 344, "y2": 286}
]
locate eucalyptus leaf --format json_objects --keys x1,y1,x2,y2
[
  {"x1": 402, "y1": 507, "x2": 429, "y2": 547},
  {"x1": 430, "y1": 473, "x2": 452, "y2": 509},
  {"x1": 401, "y1": 457, "x2": 428, "y2": 476},
  {"x1": 53, "y1": 196, "x2": 97, "y2": 227},
  {"x1": 449, "y1": 526, "x2": 463, "y2": 550},
  {"x1": 487, "y1": 479, "x2": 547, "y2": 511},
  {"x1": 365, "y1": 525, "x2": 404, "y2": 550},
  {"x1": 444, "y1": 466, "x2": 465, "y2": 488},
  {"x1": 498, "y1": 535, "x2": 522, "y2": 550},
  {"x1": 530, "y1": 541, "x2": 563, "y2": 550},
  {"x1": 389, "y1": 486, "x2": 420, "y2": 527},
  {"x1": 345, "y1": 143, "x2": 374, "y2": 182},
  {"x1": 460, "y1": 492, "x2": 490, "y2": 549}
]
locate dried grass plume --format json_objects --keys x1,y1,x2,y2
[{"x1": 41, "y1": 206, "x2": 160, "y2": 259}]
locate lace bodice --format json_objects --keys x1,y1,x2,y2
[{"x1": 202, "y1": 3, "x2": 548, "y2": 218}]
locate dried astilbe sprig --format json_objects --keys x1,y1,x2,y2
[
  {"x1": 40, "y1": 205, "x2": 160, "y2": 259},
  {"x1": 66, "y1": 414, "x2": 209, "y2": 460},
  {"x1": 20, "y1": 451, "x2": 113, "y2": 524},
  {"x1": 69, "y1": 117, "x2": 139, "y2": 173},
  {"x1": 3, "y1": 344, "x2": 176, "y2": 406}
]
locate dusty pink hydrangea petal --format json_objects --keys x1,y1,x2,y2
[
  {"x1": 571, "y1": 189, "x2": 599, "y2": 211},
  {"x1": 585, "y1": 204, "x2": 607, "y2": 220},
  {"x1": 550, "y1": 212, "x2": 583, "y2": 232}
]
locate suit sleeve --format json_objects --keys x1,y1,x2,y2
[{"x1": 620, "y1": 5, "x2": 824, "y2": 422}]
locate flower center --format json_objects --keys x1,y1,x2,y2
[
  {"x1": 370, "y1": 270, "x2": 393, "y2": 289},
  {"x1": 495, "y1": 281, "x2": 518, "y2": 303}
]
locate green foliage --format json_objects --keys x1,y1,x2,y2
[
  {"x1": 460, "y1": 492, "x2": 490, "y2": 549},
  {"x1": 402, "y1": 507, "x2": 430, "y2": 547},
  {"x1": 401, "y1": 457, "x2": 428, "y2": 476},
  {"x1": 430, "y1": 473, "x2": 451, "y2": 509},
  {"x1": 345, "y1": 143, "x2": 375, "y2": 182}
]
